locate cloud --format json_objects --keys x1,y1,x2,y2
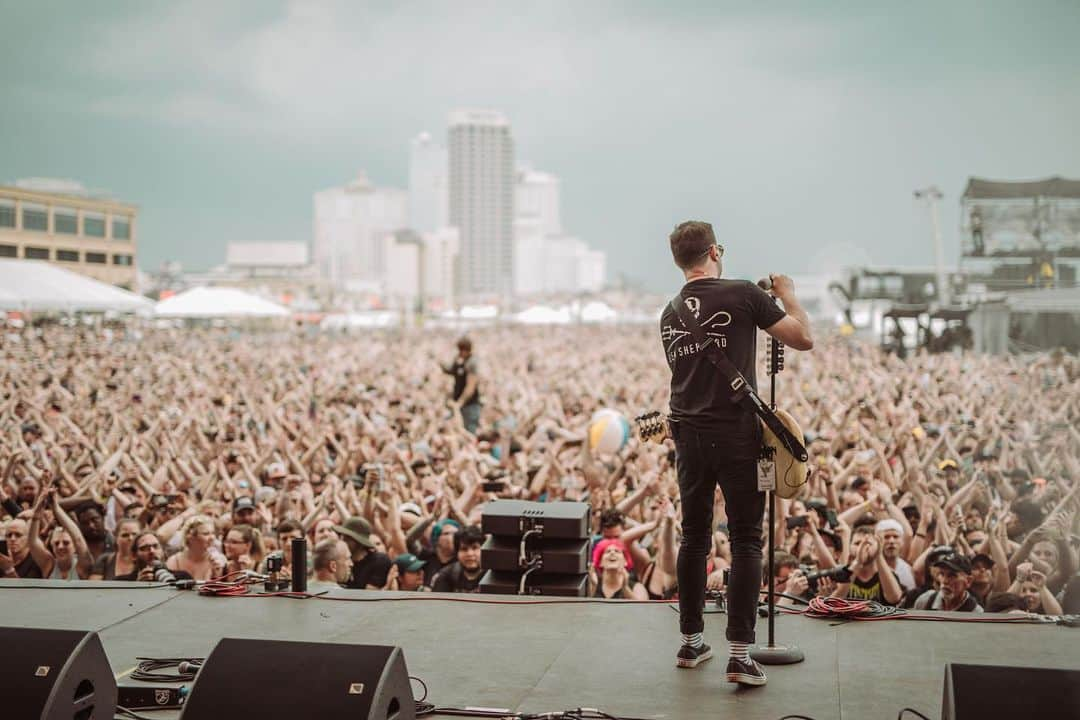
[{"x1": 82, "y1": 1, "x2": 852, "y2": 142}]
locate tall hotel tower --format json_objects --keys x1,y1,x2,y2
[{"x1": 447, "y1": 109, "x2": 514, "y2": 298}]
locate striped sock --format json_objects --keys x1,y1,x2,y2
[
  {"x1": 681, "y1": 632, "x2": 703, "y2": 649},
  {"x1": 729, "y1": 641, "x2": 750, "y2": 661}
]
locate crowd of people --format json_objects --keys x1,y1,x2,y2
[{"x1": 1, "y1": 324, "x2": 1078, "y2": 617}]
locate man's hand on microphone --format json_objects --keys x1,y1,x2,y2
[{"x1": 769, "y1": 274, "x2": 795, "y2": 300}]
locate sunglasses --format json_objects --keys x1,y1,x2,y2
[{"x1": 698, "y1": 243, "x2": 724, "y2": 260}]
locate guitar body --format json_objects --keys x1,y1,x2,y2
[
  {"x1": 635, "y1": 409, "x2": 808, "y2": 499},
  {"x1": 760, "y1": 408, "x2": 807, "y2": 499}
]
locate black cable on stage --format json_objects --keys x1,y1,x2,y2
[
  {"x1": 898, "y1": 709, "x2": 932, "y2": 720},
  {"x1": 129, "y1": 656, "x2": 203, "y2": 683},
  {"x1": 115, "y1": 708, "x2": 160, "y2": 720},
  {"x1": 410, "y1": 674, "x2": 436, "y2": 716}
]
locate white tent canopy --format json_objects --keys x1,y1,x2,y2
[
  {"x1": 154, "y1": 286, "x2": 290, "y2": 318},
  {"x1": 0, "y1": 259, "x2": 152, "y2": 313},
  {"x1": 514, "y1": 305, "x2": 571, "y2": 325}
]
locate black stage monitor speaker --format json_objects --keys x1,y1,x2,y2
[
  {"x1": 942, "y1": 663, "x2": 1080, "y2": 720},
  {"x1": 179, "y1": 638, "x2": 414, "y2": 720},
  {"x1": 482, "y1": 500, "x2": 589, "y2": 539},
  {"x1": 482, "y1": 536, "x2": 589, "y2": 574},
  {"x1": 480, "y1": 570, "x2": 589, "y2": 596},
  {"x1": 0, "y1": 627, "x2": 117, "y2": 720}
]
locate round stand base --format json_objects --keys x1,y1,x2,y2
[{"x1": 750, "y1": 644, "x2": 805, "y2": 665}]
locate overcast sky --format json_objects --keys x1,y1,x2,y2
[{"x1": 2, "y1": 1, "x2": 1078, "y2": 291}]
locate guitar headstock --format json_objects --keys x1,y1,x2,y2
[{"x1": 634, "y1": 411, "x2": 668, "y2": 444}]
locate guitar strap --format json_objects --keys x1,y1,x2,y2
[{"x1": 670, "y1": 291, "x2": 807, "y2": 462}]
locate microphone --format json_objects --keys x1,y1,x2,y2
[{"x1": 757, "y1": 276, "x2": 773, "y2": 292}]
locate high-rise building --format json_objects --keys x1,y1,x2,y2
[
  {"x1": 409, "y1": 132, "x2": 448, "y2": 234},
  {"x1": 313, "y1": 172, "x2": 407, "y2": 288},
  {"x1": 512, "y1": 167, "x2": 606, "y2": 297},
  {"x1": 515, "y1": 168, "x2": 561, "y2": 236},
  {"x1": 423, "y1": 226, "x2": 460, "y2": 307},
  {"x1": 448, "y1": 109, "x2": 514, "y2": 298}
]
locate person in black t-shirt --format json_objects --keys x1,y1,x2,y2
[
  {"x1": 334, "y1": 516, "x2": 392, "y2": 590},
  {"x1": 832, "y1": 525, "x2": 903, "y2": 605},
  {"x1": 432, "y1": 525, "x2": 485, "y2": 593},
  {"x1": 1, "y1": 518, "x2": 43, "y2": 579},
  {"x1": 441, "y1": 337, "x2": 481, "y2": 434},
  {"x1": 661, "y1": 220, "x2": 813, "y2": 687}
]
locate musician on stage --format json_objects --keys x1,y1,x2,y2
[{"x1": 661, "y1": 220, "x2": 813, "y2": 687}]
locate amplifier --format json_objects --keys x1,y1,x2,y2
[
  {"x1": 479, "y1": 570, "x2": 588, "y2": 597},
  {"x1": 482, "y1": 536, "x2": 589, "y2": 574},
  {"x1": 481, "y1": 500, "x2": 590, "y2": 539}
]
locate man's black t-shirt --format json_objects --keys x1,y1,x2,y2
[
  {"x1": 845, "y1": 571, "x2": 900, "y2": 605},
  {"x1": 14, "y1": 553, "x2": 42, "y2": 579},
  {"x1": 450, "y1": 356, "x2": 480, "y2": 406},
  {"x1": 431, "y1": 561, "x2": 482, "y2": 593},
  {"x1": 347, "y1": 551, "x2": 392, "y2": 589},
  {"x1": 660, "y1": 279, "x2": 786, "y2": 430}
]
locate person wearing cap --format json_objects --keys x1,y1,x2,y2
[
  {"x1": 875, "y1": 519, "x2": 916, "y2": 593},
  {"x1": 938, "y1": 459, "x2": 962, "y2": 491},
  {"x1": 387, "y1": 553, "x2": 429, "y2": 592},
  {"x1": 264, "y1": 461, "x2": 288, "y2": 489},
  {"x1": 335, "y1": 516, "x2": 392, "y2": 590},
  {"x1": 913, "y1": 554, "x2": 983, "y2": 612},
  {"x1": 968, "y1": 553, "x2": 999, "y2": 607},
  {"x1": 232, "y1": 496, "x2": 258, "y2": 529}
]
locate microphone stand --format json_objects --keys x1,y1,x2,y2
[{"x1": 750, "y1": 332, "x2": 805, "y2": 666}]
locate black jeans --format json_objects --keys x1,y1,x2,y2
[{"x1": 672, "y1": 418, "x2": 765, "y2": 643}]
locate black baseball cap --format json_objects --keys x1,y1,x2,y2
[{"x1": 933, "y1": 553, "x2": 972, "y2": 574}]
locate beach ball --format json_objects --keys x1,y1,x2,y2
[{"x1": 589, "y1": 409, "x2": 630, "y2": 454}]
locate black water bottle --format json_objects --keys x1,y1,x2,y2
[{"x1": 291, "y1": 537, "x2": 307, "y2": 593}]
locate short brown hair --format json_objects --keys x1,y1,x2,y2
[{"x1": 669, "y1": 221, "x2": 716, "y2": 269}]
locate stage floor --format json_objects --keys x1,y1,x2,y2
[{"x1": 2, "y1": 581, "x2": 1079, "y2": 720}]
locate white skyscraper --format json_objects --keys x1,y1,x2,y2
[
  {"x1": 409, "y1": 132, "x2": 448, "y2": 234},
  {"x1": 512, "y1": 218, "x2": 545, "y2": 297},
  {"x1": 313, "y1": 172, "x2": 407, "y2": 288},
  {"x1": 515, "y1": 168, "x2": 561, "y2": 236},
  {"x1": 513, "y1": 166, "x2": 606, "y2": 297},
  {"x1": 448, "y1": 109, "x2": 515, "y2": 298},
  {"x1": 423, "y1": 226, "x2": 460, "y2": 306}
]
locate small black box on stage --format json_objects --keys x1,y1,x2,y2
[
  {"x1": 481, "y1": 500, "x2": 590, "y2": 539},
  {"x1": 481, "y1": 536, "x2": 589, "y2": 574},
  {"x1": 118, "y1": 684, "x2": 187, "y2": 710},
  {"x1": 479, "y1": 570, "x2": 588, "y2": 596}
]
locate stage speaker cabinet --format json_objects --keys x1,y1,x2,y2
[
  {"x1": 942, "y1": 663, "x2": 1080, "y2": 720},
  {"x1": 481, "y1": 536, "x2": 589, "y2": 574},
  {"x1": 0, "y1": 627, "x2": 117, "y2": 720},
  {"x1": 180, "y1": 638, "x2": 414, "y2": 720},
  {"x1": 479, "y1": 570, "x2": 589, "y2": 597},
  {"x1": 481, "y1": 500, "x2": 590, "y2": 539}
]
